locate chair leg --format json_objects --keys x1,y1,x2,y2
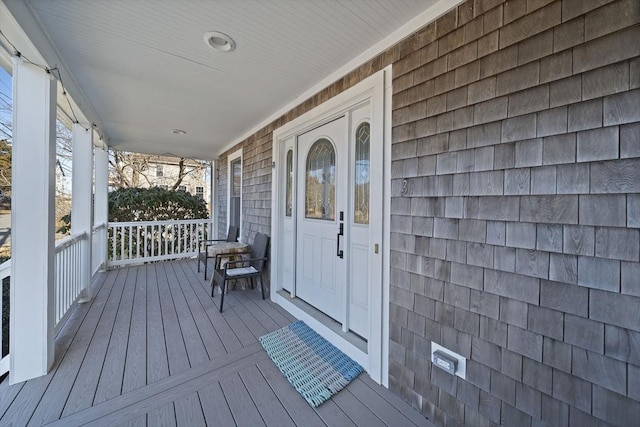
[
  {"x1": 211, "y1": 277, "x2": 215, "y2": 297},
  {"x1": 260, "y1": 276, "x2": 265, "y2": 300},
  {"x1": 220, "y1": 280, "x2": 226, "y2": 312},
  {"x1": 204, "y1": 257, "x2": 208, "y2": 280},
  {"x1": 197, "y1": 255, "x2": 201, "y2": 272}
]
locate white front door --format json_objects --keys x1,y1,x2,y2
[
  {"x1": 296, "y1": 117, "x2": 348, "y2": 323},
  {"x1": 295, "y1": 108, "x2": 372, "y2": 338}
]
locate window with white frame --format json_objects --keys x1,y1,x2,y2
[
  {"x1": 156, "y1": 164, "x2": 163, "y2": 177},
  {"x1": 227, "y1": 149, "x2": 242, "y2": 236},
  {"x1": 195, "y1": 186, "x2": 204, "y2": 199}
]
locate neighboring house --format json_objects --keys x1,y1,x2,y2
[
  {"x1": 113, "y1": 155, "x2": 210, "y2": 211},
  {"x1": 3, "y1": 0, "x2": 640, "y2": 426}
]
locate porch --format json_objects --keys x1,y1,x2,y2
[{"x1": 0, "y1": 258, "x2": 433, "y2": 427}]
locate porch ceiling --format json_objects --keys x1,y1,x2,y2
[{"x1": 8, "y1": 0, "x2": 444, "y2": 160}]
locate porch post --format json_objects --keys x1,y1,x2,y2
[
  {"x1": 71, "y1": 124, "x2": 93, "y2": 302},
  {"x1": 94, "y1": 145, "x2": 109, "y2": 271},
  {"x1": 9, "y1": 57, "x2": 56, "y2": 383},
  {"x1": 211, "y1": 160, "x2": 218, "y2": 239}
]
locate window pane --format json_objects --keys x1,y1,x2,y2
[
  {"x1": 305, "y1": 139, "x2": 335, "y2": 220},
  {"x1": 354, "y1": 123, "x2": 370, "y2": 224},
  {"x1": 285, "y1": 150, "x2": 293, "y2": 217},
  {"x1": 231, "y1": 158, "x2": 241, "y2": 196}
]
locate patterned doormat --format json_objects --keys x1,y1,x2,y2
[{"x1": 259, "y1": 320, "x2": 364, "y2": 407}]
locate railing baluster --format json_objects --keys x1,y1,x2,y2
[
  {"x1": 164, "y1": 224, "x2": 168, "y2": 256},
  {"x1": 111, "y1": 226, "x2": 115, "y2": 261},
  {"x1": 128, "y1": 226, "x2": 132, "y2": 260},
  {"x1": 171, "y1": 223, "x2": 175, "y2": 256}
]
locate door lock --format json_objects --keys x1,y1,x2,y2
[
  {"x1": 337, "y1": 211, "x2": 344, "y2": 259},
  {"x1": 336, "y1": 222, "x2": 344, "y2": 259}
]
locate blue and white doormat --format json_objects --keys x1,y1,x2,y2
[{"x1": 259, "y1": 320, "x2": 364, "y2": 407}]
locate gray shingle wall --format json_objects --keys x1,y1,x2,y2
[
  {"x1": 389, "y1": 0, "x2": 640, "y2": 425},
  {"x1": 216, "y1": 0, "x2": 638, "y2": 424}
]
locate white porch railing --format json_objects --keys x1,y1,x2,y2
[
  {"x1": 1, "y1": 218, "x2": 214, "y2": 378},
  {"x1": 0, "y1": 233, "x2": 89, "y2": 378},
  {"x1": 54, "y1": 232, "x2": 88, "y2": 329},
  {"x1": 0, "y1": 259, "x2": 10, "y2": 377},
  {"x1": 108, "y1": 219, "x2": 214, "y2": 267}
]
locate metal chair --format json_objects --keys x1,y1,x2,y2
[
  {"x1": 197, "y1": 225, "x2": 239, "y2": 279},
  {"x1": 211, "y1": 232, "x2": 269, "y2": 312}
]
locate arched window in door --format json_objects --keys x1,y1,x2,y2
[
  {"x1": 305, "y1": 138, "x2": 335, "y2": 220},
  {"x1": 354, "y1": 122, "x2": 370, "y2": 224}
]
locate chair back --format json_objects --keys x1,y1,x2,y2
[
  {"x1": 250, "y1": 233, "x2": 270, "y2": 271},
  {"x1": 226, "y1": 225, "x2": 239, "y2": 242}
]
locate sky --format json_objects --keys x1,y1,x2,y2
[{"x1": 0, "y1": 66, "x2": 11, "y2": 142}]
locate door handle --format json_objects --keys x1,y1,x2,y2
[{"x1": 337, "y1": 222, "x2": 344, "y2": 259}]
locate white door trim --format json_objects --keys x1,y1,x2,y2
[
  {"x1": 227, "y1": 148, "x2": 243, "y2": 240},
  {"x1": 271, "y1": 66, "x2": 391, "y2": 385}
]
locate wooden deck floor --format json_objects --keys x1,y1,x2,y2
[{"x1": 0, "y1": 259, "x2": 434, "y2": 426}]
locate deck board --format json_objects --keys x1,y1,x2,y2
[
  {"x1": 315, "y1": 399, "x2": 358, "y2": 427},
  {"x1": 8, "y1": 270, "x2": 116, "y2": 426},
  {"x1": 174, "y1": 391, "x2": 207, "y2": 427},
  {"x1": 26, "y1": 271, "x2": 115, "y2": 426},
  {"x1": 256, "y1": 358, "x2": 327, "y2": 427},
  {"x1": 180, "y1": 261, "x2": 244, "y2": 354},
  {"x1": 239, "y1": 364, "x2": 296, "y2": 427},
  {"x1": 147, "y1": 402, "x2": 176, "y2": 427},
  {"x1": 197, "y1": 383, "x2": 236, "y2": 426},
  {"x1": 0, "y1": 259, "x2": 435, "y2": 426},
  {"x1": 347, "y1": 378, "x2": 419, "y2": 427},
  {"x1": 171, "y1": 262, "x2": 227, "y2": 360},
  {"x1": 155, "y1": 263, "x2": 190, "y2": 375},
  {"x1": 332, "y1": 387, "x2": 387, "y2": 427},
  {"x1": 219, "y1": 373, "x2": 266, "y2": 426},
  {"x1": 94, "y1": 265, "x2": 138, "y2": 404},
  {"x1": 163, "y1": 262, "x2": 209, "y2": 367},
  {"x1": 145, "y1": 263, "x2": 170, "y2": 384},
  {"x1": 122, "y1": 264, "x2": 148, "y2": 394},
  {"x1": 62, "y1": 267, "x2": 129, "y2": 415}
]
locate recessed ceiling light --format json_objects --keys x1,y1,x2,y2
[
  {"x1": 172, "y1": 129, "x2": 187, "y2": 135},
  {"x1": 203, "y1": 31, "x2": 236, "y2": 52}
]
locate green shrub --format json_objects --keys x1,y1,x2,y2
[{"x1": 108, "y1": 187, "x2": 208, "y2": 222}]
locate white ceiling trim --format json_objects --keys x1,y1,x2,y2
[{"x1": 217, "y1": 0, "x2": 465, "y2": 157}]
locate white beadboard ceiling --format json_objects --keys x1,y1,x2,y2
[{"x1": 15, "y1": 0, "x2": 444, "y2": 160}]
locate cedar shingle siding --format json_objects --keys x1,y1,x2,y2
[{"x1": 218, "y1": 0, "x2": 640, "y2": 424}]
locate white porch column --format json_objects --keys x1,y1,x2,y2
[
  {"x1": 71, "y1": 124, "x2": 93, "y2": 302},
  {"x1": 211, "y1": 160, "x2": 218, "y2": 239},
  {"x1": 94, "y1": 145, "x2": 109, "y2": 271},
  {"x1": 10, "y1": 57, "x2": 56, "y2": 383}
]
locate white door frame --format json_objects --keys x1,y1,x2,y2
[
  {"x1": 270, "y1": 67, "x2": 392, "y2": 385},
  {"x1": 227, "y1": 148, "x2": 243, "y2": 240}
]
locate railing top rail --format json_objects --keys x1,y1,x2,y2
[
  {"x1": 108, "y1": 218, "x2": 214, "y2": 227},
  {"x1": 55, "y1": 232, "x2": 88, "y2": 252},
  {"x1": 92, "y1": 222, "x2": 107, "y2": 231}
]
